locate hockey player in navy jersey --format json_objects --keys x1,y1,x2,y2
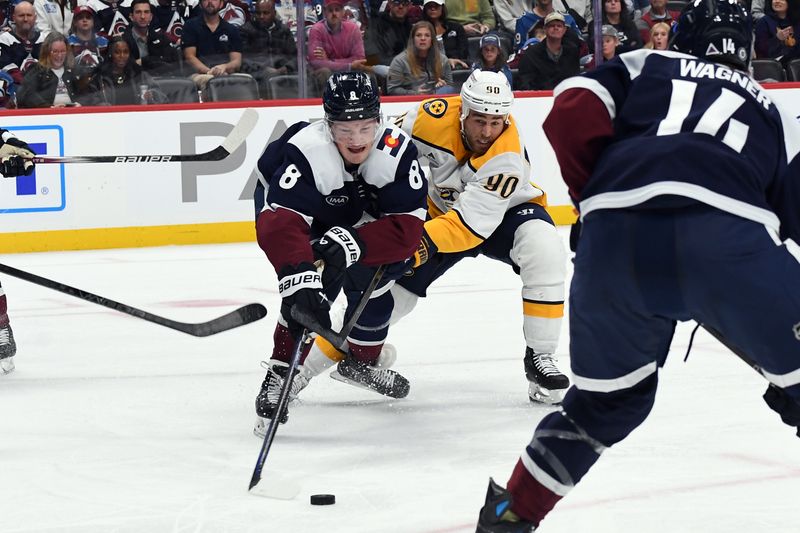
[
  {"x1": 252, "y1": 71, "x2": 427, "y2": 431},
  {"x1": 0, "y1": 128, "x2": 36, "y2": 375},
  {"x1": 477, "y1": 0, "x2": 800, "y2": 530}
]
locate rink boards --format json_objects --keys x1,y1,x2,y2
[{"x1": 1, "y1": 85, "x2": 798, "y2": 253}]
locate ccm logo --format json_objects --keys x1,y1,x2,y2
[
  {"x1": 114, "y1": 156, "x2": 173, "y2": 163},
  {"x1": 325, "y1": 195, "x2": 349, "y2": 206}
]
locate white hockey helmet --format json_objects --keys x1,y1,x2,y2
[{"x1": 459, "y1": 69, "x2": 514, "y2": 123}]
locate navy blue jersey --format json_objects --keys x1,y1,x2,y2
[
  {"x1": 544, "y1": 49, "x2": 800, "y2": 244},
  {"x1": 254, "y1": 120, "x2": 428, "y2": 272}
]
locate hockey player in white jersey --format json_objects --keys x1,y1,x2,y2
[
  {"x1": 303, "y1": 70, "x2": 570, "y2": 404},
  {"x1": 0, "y1": 128, "x2": 36, "y2": 375}
]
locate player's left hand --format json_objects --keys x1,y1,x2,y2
[
  {"x1": 0, "y1": 131, "x2": 35, "y2": 177},
  {"x1": 411, "y1": 231, "x2": 437, "y2": 268}
]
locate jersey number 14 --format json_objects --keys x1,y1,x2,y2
[{"x1": 656, "y1": 79, "x2": 748, "y2": 153}]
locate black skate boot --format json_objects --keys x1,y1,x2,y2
[
  {"x1": 331, "y1": 357, "x2": 410, "y2": 398},
  {"x1": 524, "y1": 348, "x2": 569, "y2": 405},
  {"x1": 0, "y1": 323, "x2": 17, "y2": 375},
  {"x1": 476, "y1": 478, "x2": 536, "y2": 532},
  {"x1": 254, "y1": 360, "x2": 310, "y2": 434}
]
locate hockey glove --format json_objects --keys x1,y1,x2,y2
[
  {"x1": 763, "y1": 384, "x2": 800, "y2": 437},
  {"x1": 312, "y1": 226, "x2": 364, "y2": 289},
  {"x1": 0, "y1": 130, "x2": 35, "y2": 177},
  {"x1": 277, "y1": 262, "x2": 331, "y2": 337}
]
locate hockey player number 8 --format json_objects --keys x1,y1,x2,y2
[
  {"x1": 279, "y1": 164, "x2": 302, "y2": 189},
  {"x1": 656, "y1": 79, "x2": 749, "y2": 153}
]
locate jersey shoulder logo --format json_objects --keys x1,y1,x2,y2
[
  {"x1": 423, "y1": 98, "x2": 448, "y2": 118},
  {"x1": 376, "y1": 128, "x2": 406, "y2": 156}
]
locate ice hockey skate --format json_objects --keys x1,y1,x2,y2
[
  {"x1": 476, "y1": 478, "x2": 536, "y2": 532},
  {"x1": 253, "y1": 360, "x2": 311, "y2": 436},
  {"x1": 524, "y1": 348, "x2": 569, "y2": 405},
  {"x1": 330, "y1": 351, "x2": 410, "y2": 399},
  {"x1": 0, "y1": 323, "x2": 17, "y2": 375}
]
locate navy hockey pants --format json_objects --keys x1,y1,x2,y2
[{"x1": 517, "y1": 206, "x2": 800, "y2": 514}]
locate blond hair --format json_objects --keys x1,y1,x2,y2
[
  {"x1": 38, "y1": 32, "x2": 75, "y2": 69},
  {"x1": 645, "y1": 22, "x2": 671, "y2": 50}
]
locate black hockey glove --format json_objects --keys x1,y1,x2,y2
[
  {"x1": 0, "y1": 130, "x2": 35, "y2": 177},
  {"x1": 312, "y1": 225, "x2": 365, "y2": 289},
  {"x1": 763, "y1": 384, "x2": 800, "y2": 437},
  {"x1": 277, "y1": 262, "x2": 331, "y2": 337}
]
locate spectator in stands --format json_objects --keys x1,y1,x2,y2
[
  {"x1": 387, "y1": 19, "x2": 453, "y2": 94},
  {"x1": 182, "y1": 0, "x2": 244, "y2": 92},
  {"x1": 587, "y1": 0, "x2": 641, "y2": 53},
  {"x1": 635, "y1": 0, "x2": 678, "y2": 45},
  {"x1": 86, "y1": 35, "x2": 160, "y2": 105},
  {"x1": 752, "y1": 0, "x2": 768, "y2": 22},
  {"x1": 89, "y1": 0, "x2": 133, "y2": 36},
  {"x1": 0, "y1": 1, "x2": 44, "y2": 86},
  {"x1": 152, "y1": 0, "x2": 200, "y2": 43},
  {"x1": 275, "y1": 0, "x2": 323, "y2": 38},
  {"x1": 364, "y1": 0, "x2": 413, "y2": 78},
  {"x1": 644, "y1": 21, "x2": 669, "y2": 50},
  {"x1": 513, "y1": 0, "x2": 583, "y2": 53},
  {"x1": 17, "y1": 31, "x2": 83, "y2": 107},
  {"x1": 122, "y1": 0, "x2": 182, "y2": 77},
  {"x1": 585, "y1": 24, "x2": 619, "y2": 68},
  {"x1": 755, "y1": 0, "x2": 800, "y2": 65},
  {"x1": 241, "y1": 0, "x2": 298, "y2": 75},
  {"x1": 444, "y1": 0, "x2": 495, "y2": 36},
  {"x1": 34, "y1": 0, "x2": 74, "y2": 36},
  {"x1": 471, "y1": 33, "x2": 513, "y2": 86},
  {"x1": 220, "y1": 0, "x2": 252, "y2": 27},
  {"x1": 495, "y1": 0, "x2": 587, "y2": 36},
  {"x1": 307, "y1": 0, "x2": 368, "y2": 93},
  {"x1": 517, "y1": 11, "x2": 579, "y2": 90},
  {"x1": 68, "y1": 5, "x2": 108, "y2": 69},
  {"x1": 422, "y1": 0, "x2": 469, "y2": 70}
]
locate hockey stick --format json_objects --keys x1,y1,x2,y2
[
  {"x1": 291, "y1": 264, "x2": 388, "y2": 351},
  {"x1": 248, "y1": 265, "x2": 387, "y2": 495},
  {"x1": 0, "y1": 262, "x2": 267, "y2": 337},
  {"x1": 30, "y1": 108, "x2": 259, "y2": 164},
  {"x1": 699, "y1": 323, "x2": 763, "y2": 374}
]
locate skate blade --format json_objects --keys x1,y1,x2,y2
[
  {"x1": 528, "y1": 386, "x2": 566, "y2": 405},
  {"x1": 0, "y1": 357, "x2": 15, "y2": 375},
  {"x1": 330, "y1": 369, "x2": 392, "y2": 397},
  {"x1": 249, "y1": 472, "x2": 302, "y2": 500}
]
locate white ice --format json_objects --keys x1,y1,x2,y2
[{"x1": 2, "y1": 227, "x2": 799, "y2": 533}]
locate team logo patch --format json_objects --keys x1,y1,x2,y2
[
  {"x1": 423, "y1": 98, "x2": 448, "y2": 118},
  {"x1": 376, "y1": 128, "x2": 405, "y2": 156},
  {"x1": 794, "y1": 322, "x2": 800, "y2": 341},
  {"x1": 325, "y1": 195, "x2": 349, "y2": 206}
]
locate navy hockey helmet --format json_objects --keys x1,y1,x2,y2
[
  {"x1": 322, "y1": 72, "x2": 381, "y2": 123},
  {"x1": 669, "y1": 0, "x2": 752, "y2": 70}
]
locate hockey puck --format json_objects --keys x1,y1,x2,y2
[{"x1": 310, "y1": 494, "x2": 336, "y2": 505}]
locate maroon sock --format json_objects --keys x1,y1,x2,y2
[
  {"x1": 348, "y1": 342, "x2": 383, "y2": 365},
  {"x1": 271, "y1": 323, "x2": 312, "y2": 364},
  {"x1": 507, "y1": 458, "x2": 562, "y2": 525}
]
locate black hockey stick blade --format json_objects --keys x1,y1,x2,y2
[
  {"x1": 0, "y1": 262, "x2": 267, "y2": 337},
  {"x1": 30, "y1": 108, "x2": 259, "y2": 164}
]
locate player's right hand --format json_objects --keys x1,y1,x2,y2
[
  {"x1": 0, "y1": 131, "x2": 35, "y2": 177},
  {"x1": 277, "y1": 262, "x2": 331, "y2": 337}
]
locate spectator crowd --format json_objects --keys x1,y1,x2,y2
[{"x1": 0, "y1": 0, "x2": 795, "y2": 107}]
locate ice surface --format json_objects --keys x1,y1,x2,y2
[{"x1": 2, "y1": 228, "x2": 798, "y2": 532}]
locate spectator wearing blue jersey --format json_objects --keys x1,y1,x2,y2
[
  {"x1": 471, "y1": 33, "x2": 513, "y2": 87},
  {"x1": 517, "y1": 11, "x2": 579, "y2": 90},
  {"x1": 513, "y1": 0, "x2": 583, "y2": 52},
  {"x1": 587, "y1": 0, "x2": 642, "y2": 53},
  {"x1": 754, "y1": 0, "x2": 800, "y2": 65}
]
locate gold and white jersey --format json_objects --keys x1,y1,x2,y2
[{"x1": 398, "y1": 95, "x2": 547, "y2": 254}]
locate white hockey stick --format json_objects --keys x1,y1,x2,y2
[{"x1": 30, "y1": 108, "x2": 259, "y2": 164}]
